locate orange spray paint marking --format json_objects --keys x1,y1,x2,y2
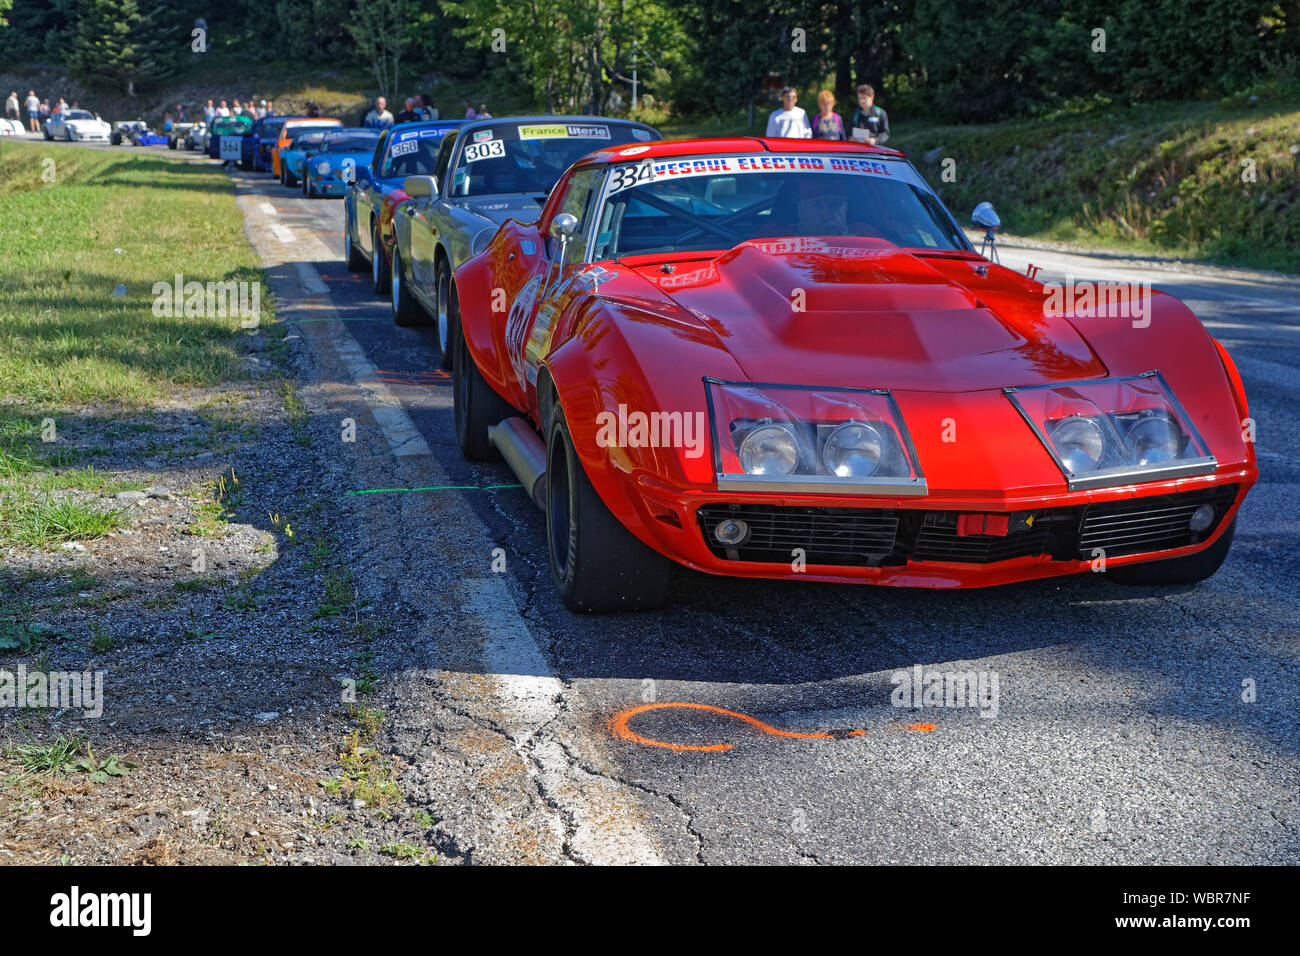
[{"x1": 610, "y1": 701, "x2": 937, "y2": 753}]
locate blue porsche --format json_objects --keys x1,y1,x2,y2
[
  {"x1": 342, "y1": 120, "x2": 463, "y2": 278},
  {"x1": 301, "y1": 128, "x2": 383, "y2": 198}
]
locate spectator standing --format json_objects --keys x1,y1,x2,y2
[
  {"x1": 25, "y1": 90, "x2": 40, "y2": 132},
  {"x1": 478, "y1": 104, "x2": 492, "y2": 119},
  {"x1": 419, "y1": 94, "x2": 438, "y2": 120},
  {"x1": 265, "y1": 100, "x2": 275, "y2": 116},
  {"x1": 766, "y1": 87, "x2": 811, "y2": 139},
  {"x1": 812, "y1": 90, "x2": 845, "y2": 140},
  {"x1": 305, "y1": 100, "x2": 320, "y2": 118},
  {"x1": 232, "y1": 99, "x2": 243, "y2": 116},
  {"x1": 849, "y1": 83, "x2": 890, "y2": 146},
  {"x1": 6, "y1": 92, "x2": 19, "y2": 120},
  {"x1": 203, "y1": 99, "x2": 215, "y2": 125},
  {"x1": 363, "y1": 97, "x2": 393, "y2": 129},
  {"x1": 217, "y1": 100, "x2": 230, "y2": 117},
  {"x1": 163, "y1": 110, "x2": 174, "y2": 131},
  {"x1": 395, "y1": 97, "x2": 419, "y2": 124},
  {"x1": 464, "y1": 101, "x2": 476, "y2": 120}
]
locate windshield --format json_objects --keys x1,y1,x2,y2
[
  {"x1": 380, "y1": 126, "x2": 457, "y2": 178},
  {"x1": 592, "y1": 154, "x2": 969, "y2": 258},
  {"x1": 213, "y1": 116, "x2": 253, "y2": 134},
  {"x1": 321, "y1": 131, "x2": 380, "y2": 153},
  {"x1": 450, "y1": 121, "x2": 656, "y2": 197},
  {"x1": 64, "y1": 111, "x2": 94, "y2": 121},
  {"x1": 290, "y1": 131, "x2": 328, "y2": 149}
]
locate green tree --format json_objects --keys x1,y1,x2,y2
[
  {"x1": 66, "y1": 0, "x2": 183, "y2": 95},
  {"x1": 346, "y1": 0, "x2": 414, "y2": 100}
]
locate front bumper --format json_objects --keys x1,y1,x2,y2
[
  {"x1": 630, "y1": 469, "x2": 1253, "y2": 588},
  {"x1": 310, "y1": 178, "x2": 346, "y2": 195}
]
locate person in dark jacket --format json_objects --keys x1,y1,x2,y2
[{"x1": 849, "y1": 83, "x2": 890, "y2": 146}]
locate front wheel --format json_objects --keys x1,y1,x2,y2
[
  {"x1": 370, "y1": 222, "x2": 390, "y2": 294},
  {"x1": 545, "y1": 407, "x2": 670, "y2": 612},
  {"x1": 436, "y1": 259, "x2": 454, "y2": 371},
  {"x1": 344, "y1": 216, "x2": 367, "y2": 271},
  {"x1": 1108, "y1": 518, "x2": 1236, "y2": 586},
  {"x1": 390, "y1": 248, "x2": 426, "y2": 326},
  {"x1": 453, "y1": 285, "x2": 513, "y2": 461}
]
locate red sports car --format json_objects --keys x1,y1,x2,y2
[{"x1": 450, "y1": 137, "x2": 1256, "y2": 611}]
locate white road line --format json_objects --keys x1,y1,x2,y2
[
  {"x1": 270, "y1": 223, "x2": 296, "y2": 243},
  {"x1": 258, "y1": 202, "x2": 278, "y2": 216},
  {"x1": 293, "y1": 261, "x2": 329, "y2": 296},
  {"x1": 463, "y1": 578, "x2": 664, "y2": 865},
  {"x1": 328, "y1": 332, "x2": 431, "y2": 457}
]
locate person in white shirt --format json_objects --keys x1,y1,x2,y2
[
  {"x1": 25, "y1": 90, "x2": 41, "y2": 132},
  {"x1": 216, "y1": 100, "x2": 230, "y2": 118},
  {"x1": 765, "y1": 86, "x2": 811, "y2": 139}
]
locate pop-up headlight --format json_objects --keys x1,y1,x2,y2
[
  {"x1": 704, "y1": 378, "x2": 926, "y2": 495},
  {"x1": 1005, "y1": 371, "x2": 1215, "y2": 490}
]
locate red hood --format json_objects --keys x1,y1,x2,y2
[{"x1": 644, "y1": 238, "x2": 1106, "y2": 392}]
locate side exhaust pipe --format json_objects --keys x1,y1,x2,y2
[{"x1": 489, "y1": 417, "x2": 547, "y2": 510}]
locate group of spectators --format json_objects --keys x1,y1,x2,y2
[
  {"x1": 196, "y1": 98, "x2": 279, "y2": 126},
  {"x1": 6, "y1": 90, "x2": 89, "y2": 132},
  {"x1": 765, "y1": 84, "x2": 890, "y2": 145},
  {"x1": 362, "y1": 95, "x2": 490, "y2": 129}
]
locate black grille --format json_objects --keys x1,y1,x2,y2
[
  {"x1": 911, "y1": 511, "x2": 1071, "y2": 564},
  {"x1": 1077, "y1": 484, "x2": 1238, "y2": 558},
  {"x1": 697, "y1": 504, "x2": 899, "y2": 565},
  {"x1": 696, "y1": 484, "x2": 1238, "y2": 567}
]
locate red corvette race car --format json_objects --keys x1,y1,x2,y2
[{"x1": 451, "y1": 137, "x2": 1256, "y2": 611}]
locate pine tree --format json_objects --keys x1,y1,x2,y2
[{"x1": 66, "y1": 0, "x2": 181, "y2": 95}]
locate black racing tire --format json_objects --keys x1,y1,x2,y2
[
  {"x1": 390, "y1": 247, "x2": 427, "y2": 326},
  {"x1": 168, "y1": 136, "x2": 178, "y2": 150},
  {"x1": 436, "y1": 258, "x2": 454, "y2": 371},
  {"x1": 370, "y1": 222, "x2": 390, "y2": 294},
  {"x1": 344, "y1": 216, "x2": 367, "y2": 271},
  {"x1": 303, "y1": 173, "x2": 312, "y2": 197},
  {"x1": 110, "y1": 131, "x2": 121, "y2": 145},
  {"x1": 545, "y1": 405, "x2": 670, "y2": 612},
  {"x1": 1108, "y1": 518, "x2": 1236, "y2": 586},
  {"x1": 452, "y1": 284, "x2": 513, "y2": 461},
  {"x1": 284, "y1": 163, "x2": 298, "y2": 188},
  {"x1": 43, "y1": 126, "x2": 52, "y2": 140}
]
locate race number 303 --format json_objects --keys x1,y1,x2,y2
[{"x1": 464, "y1": 140, "x2": 505, "y2": 163}]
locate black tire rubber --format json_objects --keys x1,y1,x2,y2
[
  {"x1": 390, "y1": 248, "x2": 427, "y2": 326},
  {"x1": 344, "y1": 220, "x2": 367, "y2": 271},
  {"x1": 370, "y1": 223, "x2": 390, "y2": 294},
  {"x1": 453, "y1": 285, "x2": 513, "y2": 461},
  {"x1": 303, "y1": 174, "x2": 312, "y2": 197},
  {"x1": 545, "y1": 406, "x2": 670, "y2": 612},
  {"x1": 168, "y1": 137, "x2": 178, "y2": 150},
  {"x1": 284, "y1": 164, "x2": 298, "y2": 188},
  {"x1": 1108, "y1": 518, "x2": 1236, "y2": 586},
  {"x1": 436, "y1": 259, "x2": 454, "y2": 371}
]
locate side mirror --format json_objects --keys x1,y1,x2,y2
[
  {"x1": 549, "y1": 212, "x2": 579, "y2": 240},
  {"x1": 971, "y1": 202, "x2": 1000, "y2": 231},
  {"x1": 972, "y1": 202, "x2": 1001, "y2": 264},
  {"x1": 403, "y1": 174, "x2": 437, "y2": 198}
]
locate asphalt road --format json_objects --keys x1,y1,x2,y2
[{"x1": 53, "y1": 134, "x2": 1297, "y2": 864}]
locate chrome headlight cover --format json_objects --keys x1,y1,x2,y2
[
  {"x1": 315, "y1": 160, "x2": 331, "y2": 176},
  {"x1": 1005, "y1": 371, "x2": 1216, "y2": 491},
  {"x1": 704, "y1": 379, "x2": 926, "y2": 495}
]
